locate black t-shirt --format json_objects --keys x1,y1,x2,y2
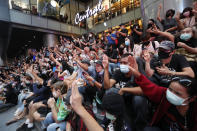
[
  {"x1": 111, "y1": 69, "x2": 137, "y2": 88},
  {"x1": 132, "y1": 28, "x2": 142, "y2": 44},
  {"x1": 161, "y1": 18, "x2": 177, "y2": 34},
  {"x1": 175, "y1": 36, "x2": 197, "y2": 48},
  {"x1": 118, "y1": 29, "x2": 128, "y2": 45},
  {"x1": 150, "y1": 54, "x2": 190, "y2": 87}
]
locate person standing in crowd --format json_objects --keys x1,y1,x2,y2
[
  {"x1": 130, "y1": 21, "x2": 143, "y2": 44},
  {"x1": 106, "y1": 28, "x2": 117, "y2": 49},
  {"x1": 117, "y1": 24, "x2": 128, "y2": 48},
  {"x1": 157, "y1": 4, "x2": 177, "y2": 34}
]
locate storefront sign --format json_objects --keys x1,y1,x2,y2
[{"x1": 75, "y1": 0, "x2": 103, "y2": 24}]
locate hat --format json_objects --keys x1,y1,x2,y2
[
  {"x1": 81, "y1": 59, "x2": 90, "y2": 66},
  {"x1": 159, "y1": 41, "x2": 175, "y2": 51},
  {"x1": 94, "y1": 60, "x2": 103, "y2": 67},
  {"x1": 102, "y1": 93, "x2": 125, "y2": 116}
]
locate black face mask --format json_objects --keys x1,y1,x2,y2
[
  {"x1": 158, "y1": 51, "x2": 171, "y2": 59},
  {"x1": 147, "y1": 23, "x2": 153, "y2": 29}
]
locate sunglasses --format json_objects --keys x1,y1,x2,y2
[{"x1": 171, "y1": 77, "x2": 192, "y2": 87}]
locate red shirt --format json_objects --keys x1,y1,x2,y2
[{"x1": 135, "y1": 74, "x2": 197, "y2": 131}]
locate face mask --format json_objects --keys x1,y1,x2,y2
[
  {"x1": 120, "y1": 64, "x2": 130, "y2": 74},
  {"x1": 25, "y1": 80, "x2": 30, "y2": 84},
  {"x1": 69, "y1": 56, "x2": 72, "y2": 60},
  {"x1": 158, "y1": 51, "x2": 171, "y2": 59},
  {"x1": 180, "y1": 33, "x2": 192, "y2": 41},
  {"x1": 42, "y1": 70, "x2": 47, "y2": 74},
  {"x1": 53, "y1": 91, "x2": 58, "y2": 98},
  {"x1": 73, "y1": 66, "x2": 78, "y2": 71},
  {"x1": 80, "y1": 54, "x2": 86, "y2": 59},
  {"x1": 166, "y1": 89, "x2": 189, "y2": 106},
  {"x1": 89, "y1": 34, "x2": 92, "y2": 37},
  {"x1": 183, "y1": 11, "x2": 190, "y2": 17},
  {"x1": 106, "y1": 112, "x2": 116, "y2": 121},
  {"x1": 125, "y1": 40, "x2": 130, "y2": 46}
]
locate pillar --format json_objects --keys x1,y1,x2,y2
[{"x1": 43, "y1": 33, "x2": 59, "y2": 47}]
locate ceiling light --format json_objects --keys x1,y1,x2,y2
[{"x1": 51, "y1": 0, "x2": 57, "y2": 7}]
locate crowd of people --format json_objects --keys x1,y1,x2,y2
[{"x1": 0, "y1": 2, "x2": 197, "y2": 131}]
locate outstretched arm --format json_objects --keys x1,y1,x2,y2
[{"x1": 70, "y1": 83, "x2": 104, "y2": 131}]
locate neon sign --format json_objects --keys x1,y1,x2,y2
[{"x1": 75, "y1": 0, "x2": 103, "y2": 24}]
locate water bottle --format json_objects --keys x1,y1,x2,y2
[{"x1": 92, "y1": 99, "x2": 97, "y2": 114}]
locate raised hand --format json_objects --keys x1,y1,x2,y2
[
  {"x1": 70, "y1": 83, "x2": 83, "y2": 114},
  {"x1": 102, "y1": 54, "x2": 109, "y2": 69}
]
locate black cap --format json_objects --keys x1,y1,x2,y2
[
  {"x1": 102, "y1": 93, "x2": 125, "y2": 116},
  {"x1": 81, "y1": 59, "x2": 90, "y2": 66},
  {"x1": 94, "y1": 60, "x2": 103, "y2": 67}
]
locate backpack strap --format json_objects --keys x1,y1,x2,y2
[{"x1": 152, "y1": 41, "x2": 156, "y2": 51}]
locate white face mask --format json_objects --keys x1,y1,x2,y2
[
  {"x1": 53, "y1": 91, "x2": 58, "y2": 98},
  {"x1": 25, "y1": 80, "x2": 30, "y2": 84},
  {"x1": 120, "y1": 64, "x2": 130, "y2": 74},
  {"x1": 73, "y1": 66, "x2": 78, "y2": 71},
  {"x1": 106, "y1": 112, "x2": 116, "y2": 121},
  {"x1": 166, "y1": 89, "x2": 189, "y2": 106},
  {"x1": 69, "y1": 56, "x2": 72, "y2": 60}
]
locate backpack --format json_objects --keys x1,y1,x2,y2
[{"x1": 68, "y1": 106, "x2": 95, "y2": 131}]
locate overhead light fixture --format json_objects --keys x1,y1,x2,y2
[
  {"x1": 104, "y1": 22, "x2": 107, "y2": 27},
  {"x1": 51, "y1": 0, "x2": 57, "y2": 7}
]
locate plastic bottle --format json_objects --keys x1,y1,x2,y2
[{"x1": 92, "y1": 99, "x2": 97, "y2": 114}]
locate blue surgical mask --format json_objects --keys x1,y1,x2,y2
[
  {"x1": 120, "y1": 64, "x2": 130, "y2": 74},
  {"x1": 166, "y1": 89, "x2": 188, "y2": 106},
  {"x1": 74, "y1": 66, "x2": 78, "y2": 71},
  {"x1": 125, "y1": 40, "x2": 130, "y2": 46},
  {"x1": 180, "y1": 33, "x2": 192, "y2": 41}
]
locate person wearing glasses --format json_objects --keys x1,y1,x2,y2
[{"x1": 127, "y1": 58, "x2": 197, "y2": 131}]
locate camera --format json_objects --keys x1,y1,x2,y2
[{"x1": 153, "y1": 60, "x2": 162, "y2": 67}]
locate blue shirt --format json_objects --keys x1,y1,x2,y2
[{"x1": 107, "y1": 33, "x2": 116, "y2": 44}]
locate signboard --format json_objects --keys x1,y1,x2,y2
[{"x1": 75, "y1": 0, "x2": 103, "y2": 24}]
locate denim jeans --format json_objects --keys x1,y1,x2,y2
[{"x1": 43, "y1": 112, "x2": 66, "y2": 131}]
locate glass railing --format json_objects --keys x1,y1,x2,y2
[
  {"x1": 9, "y1": 0, "x2": 86, "y2": 29},
  {"x1": 93, "y1": 0, "x2": 141, "y2": 26}
]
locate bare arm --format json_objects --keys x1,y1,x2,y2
[
  {"x1": 178, "y1": 42, "x2": 197, "y2": 54},
  {"x1": 134, "y1": 29, "x2": 143, "y2": 36},
  {"x1": 70, "y1": 83, "x2": 104, "y2": 131},
  {"x1": 75, "y1": 59, "x2": 88, "y2": 71},
  {"x1": 119, "y1": 87, "x2": 143, "y2": 96},
  {"x1": 103, "y1": 55, "x2": 116, "y2": 89},
  {"x1": 165, "y1": 26, "x2": 178, "y2": 32},
  {"x1": 157, "y1": 4, "x2": 162, "y2": 22},
  {"x1": 32, "y1": 69, "x2": 44, "y2": 85},
  {"x1": 173, "y1": 67, "x2": 195, "y2": 78}
]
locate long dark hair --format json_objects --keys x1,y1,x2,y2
[{"x1": 180, "y1": 7, "x2": 194, "y2": 19}]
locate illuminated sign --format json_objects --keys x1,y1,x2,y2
[{"x1": 75, "y1": 0, "x2": 103, "y2": 24}]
